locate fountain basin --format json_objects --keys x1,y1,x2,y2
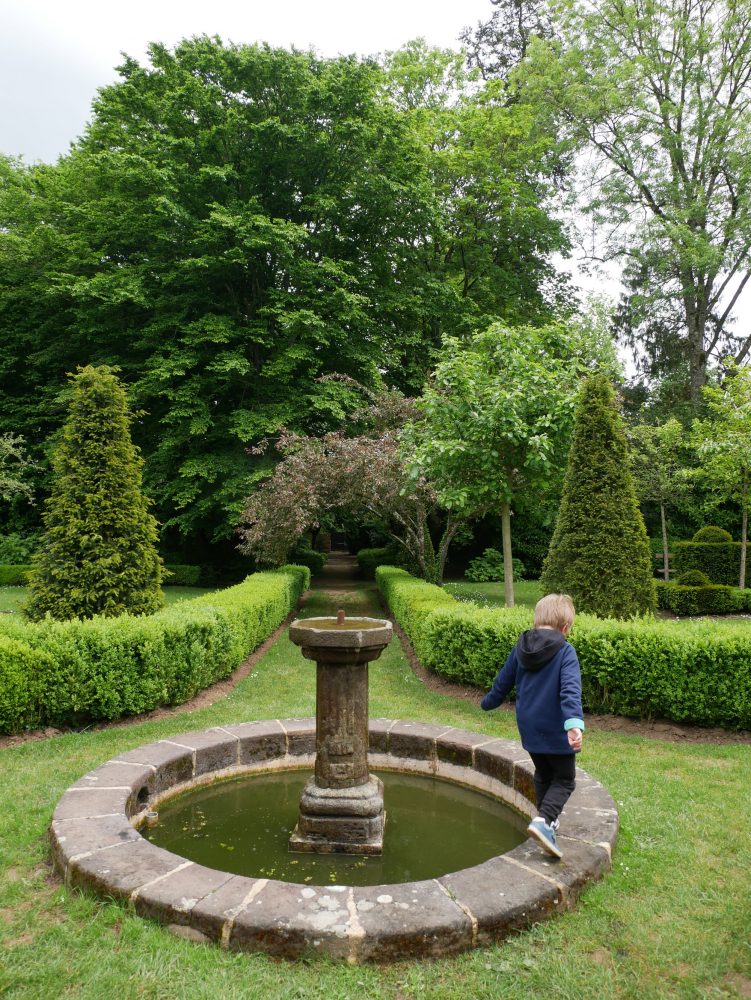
[{"x1": 50, "y1": 719, "x2": 618, "y2": 963}]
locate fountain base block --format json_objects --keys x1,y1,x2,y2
[{"x1": 288, "y1": 775, "x2": 385, "y2": 855}]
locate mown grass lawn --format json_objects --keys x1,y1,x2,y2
[
  {"x1": 1, "y1": 583, "x2": 750, "y2": 999},
  {"x1": 0, "y1": 585, "x2": 219, "y2": 615},
  {"x1": 445, "y1": 579, "x2": 543, "y2": 610}
]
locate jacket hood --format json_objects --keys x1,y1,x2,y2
[{"x1": 516, "y1": 627, "x2": 566, "y2": 672}]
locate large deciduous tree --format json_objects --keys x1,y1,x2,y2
[
  {"x1": 25, "y1": 366, "x2": 164, "y2": 621},
  {"x1": 0, "y1": 37, "x2": 569, "y2": 560},
  {"x1": 517, "y1": 0, "x2": 751, "y2": 404},
  {"x1": 541, "y1": 374, "x2": 655, "y2": 618}
]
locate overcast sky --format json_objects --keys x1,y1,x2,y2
[
  {"x1": 0, "y1": 0, "x2": 495, "y2": 163},
  {"x1": 0, "y1": 0, "x2": 627, "y2": 310}
]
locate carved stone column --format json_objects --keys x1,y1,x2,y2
[{"x1": 288, "y1": 615, "x2": 392, "y2": 855}]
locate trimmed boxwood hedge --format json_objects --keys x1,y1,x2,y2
[
  {"x1": 655, "y1": 581, "x2": 737, "y2": 616},
  {"x1": 357, "y1": 547, "x2": 392, "y2": 579},
  {"x1": 163, "y1": 564, "x2": 202, "y2": 586},
  {"x1": 672, "y1": 541, "x2": 742, "y2": 585},
  {"x1": 377, "y1": 565, "x2": 751, "y2": 730},
  {"x1": 0, "y1": 565, "x2": 309, "y2": 734}
]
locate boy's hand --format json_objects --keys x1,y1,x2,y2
[{"x1": 567, "y1": 728, "x2": 583, "y2": 752}]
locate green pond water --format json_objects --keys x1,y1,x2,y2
[{"x1": 145, "y1": 769, "x2": 527, "y2": 885}]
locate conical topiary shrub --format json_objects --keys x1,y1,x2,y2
[
  {"x1": 540, "y1": 374, "x2": 655, "y2": 618},
  {"x1": 25, "y1": 366, "x2": 164, "y2": 620}
]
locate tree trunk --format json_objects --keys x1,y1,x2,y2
[
  {"x1": 660, "y1": 503, "x2": 670, "y2": 582},
  {"x1": 501, "y1": 501, "x2": 514, "y2": 607},
  {"x1": 741, "y1": 470, "x2": 748, "y2": 590},
  {"x1": 435, "y1": 516, "x2": 460, "y2": 586},
  {"x1": 683, "y1": 285, "x2": 708, "y2": 406}
]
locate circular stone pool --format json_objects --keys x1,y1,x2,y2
[{"x1": 50, "y1": 719, "x2": 618, "y2": 963}]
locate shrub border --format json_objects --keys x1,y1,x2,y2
[
  {"x1": 0, "y1": 566, "x2": 309, "y2": 734},
  {"x1": 377, "y1": 566, "x2": 751, "y2": 730}
]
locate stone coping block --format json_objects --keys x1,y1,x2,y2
[{"x1": 51, "y1": 719, "x2": 618, "y2": 963}]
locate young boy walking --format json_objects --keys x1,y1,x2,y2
[{"x1": 481, "y1": 593, "x2": 584, "y2": 860}]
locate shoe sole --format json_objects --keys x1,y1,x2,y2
[{"x1": 526, "y1": 822, "x2": 563, "y2": 859}]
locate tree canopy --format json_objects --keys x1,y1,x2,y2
[{"x1": 0, "y1": 37, "x2": 569, "y2": 561}]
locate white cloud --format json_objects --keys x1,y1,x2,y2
[{"x1": 1, "y1": 0, "x2": 492, "y2": 162}]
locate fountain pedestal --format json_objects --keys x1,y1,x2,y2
[{"x1": 288, "y1": 615, "x2": 392, "y2": 855}]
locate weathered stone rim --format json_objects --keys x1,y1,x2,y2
[{"x1": 50, "y1": 719, "x2": 619, "y2": 963}]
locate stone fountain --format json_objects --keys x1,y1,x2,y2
[
  {"x1": 50, "y1": 608, "x2": 619, "y2": 962},
  {"x1": 287, "y1": 610, "x2": 391, "y2": 855}
]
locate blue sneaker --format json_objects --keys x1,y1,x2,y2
[{"x1": 527, "y1": 817, "x2": 563, "y2": 859}]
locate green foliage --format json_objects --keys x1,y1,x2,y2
[
  {"x1": 163, "y1": 564, "x2": 201, "y2": 587},
  {"x1": 0, "y1": 565, "x2": 33, "y2": 586},
  {"x1": 406, "y1": 320, "x2": 613, "y2": 593},
  {"x1": 0, "y1": 532, "x2": 38, "y2": 563},
  {"x1": 693, "y1": 525, "x2": 733, "y2": 544},
  {"x1": 376, "y1": 566, "x2": 457, "y2": 661},
  {"x1": 656, "y1": 581, "x2": 737, "y2": 616},
  {"x1": 0, "y1": 634, "x2": 49, "y2": 732},
  {"x1": 692, "y1": 366, "x2": 751, "y2": 587},
  {"x1": 358, "y1": 544, "x2": 413, "y2": 579},
  {"x1": 25, "y1": 366, "x2": 164, "y2": 621},
  {"x1": 517, "y1": 0, "x2": 751, "y2": 400},
  {"x1": 466, "y1": 548, "x2": 525, "y2": 583},
  {"x1": 676, "y1": 570, "x2": 711, "y2": 586},
  {"x1": 288, "y1": 545, "x2": 327, "y2": 574},
  {"x1": 541, "y1": 375, "x2": 656, "y2": 618},
  {"x1": 0, "y1": 39, "x2": 568, "y2": 557},
  {"x1": 0, "y1": 433, "x2": 33, "y2": 502},
  {"x1": 357, "y1": 547, "x2": 390, "y2": 579},
  {"x1": 0, "y1": 566, "x2": 308, "y2": 733},
  {"x1": 672, "y1": 541, "x2": 741, "y2": 585},
  {"x1": 379, "y1": 567, "x2": 751, "y2": 728}
]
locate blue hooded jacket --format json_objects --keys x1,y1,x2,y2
[{"x1": 481, "y1": 627, "x2": 584, "y2": 755}]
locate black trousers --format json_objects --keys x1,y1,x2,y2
[{"x1": 529, "y1": 752, "x2": 576, "y2": 825}]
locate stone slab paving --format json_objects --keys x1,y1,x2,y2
[{"x1": 51, "y1": 720, "x2": 618, "y2": 963}]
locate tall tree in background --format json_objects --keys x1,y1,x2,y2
[
  {"x1": 517, "y1": 0, "x2": 751, "y2": 404},
  {"x1": 26, "y1": 366, "x2": 163, "y2": 621},
  {"x1": 541, "y1": 374, "x2": 655, "y2": 618},
  {"x1": 384, "y1": 39, "x2": 571, "y2": 353},
  {"x1": 460, "y1": 0, "x2": 552, "y2": 79}
]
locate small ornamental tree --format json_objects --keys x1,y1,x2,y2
[
  {"x1": 237, "y1": 391, "x2": 453, "y2": 583},
  {"x1": 541, "y1": 374, "x2": 655, "y2": 618},
  {"x1": 628, "y1": 418, "x2": 691, "y2": 581},
  {"x1": 26, "y1": 366, "x2": 164, "y2": 620},
  {"x1": 692, "y1": 364, "x2": 751, "y2": 588}
]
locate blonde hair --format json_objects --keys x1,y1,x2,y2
[{"x1": 534, "y1": 593, "x2": 575, "y2": 632}]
